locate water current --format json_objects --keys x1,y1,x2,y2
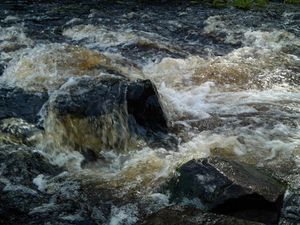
[{"x1": 0, "y1": 1, "x2": 299, "y2": 224}]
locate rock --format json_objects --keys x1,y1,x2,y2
[
  {"x1": 0, "y1": 85, "x2": 48, "y2": 123},
  {"x1": 0, "y1": 145, "x2": 62, "y2": 189},
  {"x1": 0, "y1": 118, "x2": 42, "y2": 146},
  {"x1": 280, "y1": 190, "x2": 300, "y2": 224},
  {"x1": 135, "y1": 205, "x2": 265, "y2": 225},
  {"x1": 44, "y1": 76, "x2": 177, "y2": 159},
  {"x1": 0, "y1": 145, "x2": 63, "y2": 224},
  {"x1": 0, "y1": 64, "x2": 5, "y2": 76},
  {"x1": 168, "y1": 157, "x2": 285, "y2": 224},
  {"x1": 0, "y1": 144, "x2": 120, "y2": 225}
]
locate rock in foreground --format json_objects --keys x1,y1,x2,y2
[
  {"x1": 168, "y1": 157, "x2": 286, "y2": 224},
  {"x1": 0, "y1": 144, "x2": 126, "y2": 225}
]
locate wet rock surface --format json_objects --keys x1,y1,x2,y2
[
  {"x1": 168, "y1": 157, "x2": 286, "y2": 224},
  {"x1": 0, "y1": 144, "x2": 128, "y2": 225},
  {"x1": 135, "y1": 205, "x2": 265, "y2": 225},
  {"x1": 0, "y1": 86, "x2": 48, "y2": 124},
  {"x1": 280, "y1": 190, "x2": 300, "y2": 225},
  {"x1": 0, "y1": 1, "x2": 299, "y2": 225},
  {"x1": 0, "y1": 145, "x2": 293, "y2": 225},
  {"x1": 0, "y1": 64, "x2": 5, "y2": 76},
  {"x1": 0, "y1": 144, "x2": 61, "y2": 224},
  {"x1": 45, "y1": 76, "x2": 177, "y2": 157},
  {"x1": 0, "y1": 118, "x2": 42, "y2": 146}
]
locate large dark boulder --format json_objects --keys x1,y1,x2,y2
[
  {"x1": 168, "y1": 157, "x2": 286, "y2": 224},
  {"x1": 44, "y1": 76, "x2": 177, "y2": 158},
  {"x1": 135, "y1": 205, "x2": 265, "y2": 225},
  {"x1": 0, "y1": 85, "x2": 48, "y2": 123}
]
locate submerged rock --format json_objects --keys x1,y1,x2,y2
[
  {"x1": 0, "y1": 144, "x2": 126, "y2": 225},
  {"x1": 135, "y1": 205, "x2": 264, "y2": 225},
  {"x1": 0, "y1": 118, "x2": 42, "y2": 146},
  {"x1": 0, "y1": 85, "x2": 48, "y2": 123},
  {"x1": 44, "y1": 76, "x2": 176, "y2": 159},
  {"x1": 168, "y1": 157, "x2": 285, "y2": 224}
]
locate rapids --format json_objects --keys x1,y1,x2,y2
[{"x1": 0, "y1": 1, "x2": 299, "y2": 224}]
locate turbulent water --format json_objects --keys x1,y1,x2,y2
[{"x1": 0, "y1": 1, "x2": 299, "y2": 224}]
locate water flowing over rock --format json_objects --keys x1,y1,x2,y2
[
  {"x1": 0, "y1": 118, "x2": 42, "y2": 146},
  {"x1": 1, "y1": 44, "x2": 144, "y2": 92},
  {"x1": 168, "y1": 157, "x2": 286, "y2": 224},
  {"x1": 0, "y1": 144, "x2": 127, "y2": 225},
  {"x1": 135, "y1": 205, "x2": 265, "y2": 225},
  {"x1": 44, "y1": 76, "x2": 177, "y2": 160},
  {"x1": 0, "y1": 1, "x2": 299, "y2": 224},
  {"x1": 0, "y1": 145, "x2": 62, "y2": 224}
]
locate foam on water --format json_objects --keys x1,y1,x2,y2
[
  {"x1": 0, "y1": 6, "x2": 299, "y2": 224},
  {"x1": 0, "y1": 25, "x2": 33, "y2": 65},
  {"x1": 33, "y1": 174, "x2": 47, "y2": 192},
  {"x1": 108, "y1": 204, "x2": 139, "y2": 225},
  {"x1": 62, "y1": 23, "x2": 181, "y2": 62},
  {"x1": 63, "y1": 24, "x2": 138, "y2": 49},
  {"x1": 31, "y1": 14, "x2": 300, "y2": 196},
  {"x1": 0, "y1": 43, "x2": 143, "y2": 91}
]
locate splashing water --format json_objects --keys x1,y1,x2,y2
[{"x1": 0, "y1": 2, "x2": 299, "y2": 224}]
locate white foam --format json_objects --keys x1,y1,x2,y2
[
  {"x1": 143, "y1": 56, "x2": 202, "y2": 86},
  {"x1": 33, "y1": 174, "x2": 48, "y2": 192},
  {"x1": 243, "y1": 30, "x2": 299, "y2": 50},
  {"x1": 63, "y1": 24, "x2": 138, "y2": 48},
  {"x1": 2, "y1": 15, "x2": 20, "y2": 23},
  {"x1": 108, "y1": 204, "x2": 139, "y2": 225}
]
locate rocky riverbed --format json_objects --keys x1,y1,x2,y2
[{"x1": 0, "y1": 1, "x2": 299, "y2": 224}]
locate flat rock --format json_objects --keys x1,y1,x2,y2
[{"x1": 168, "y1": 157, "x2": 286, "y2": 224}]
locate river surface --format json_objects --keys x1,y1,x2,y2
[{"x1": 0, "y1": 1, "x2": 299, "y2": 224}]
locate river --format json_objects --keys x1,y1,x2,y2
[{"x1": 0, "y1": 1, "x2": 299, "y2": 224}]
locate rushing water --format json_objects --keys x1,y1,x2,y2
[{"x1": 0, "y1": 1, "x2": 300, "y2": 224}]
